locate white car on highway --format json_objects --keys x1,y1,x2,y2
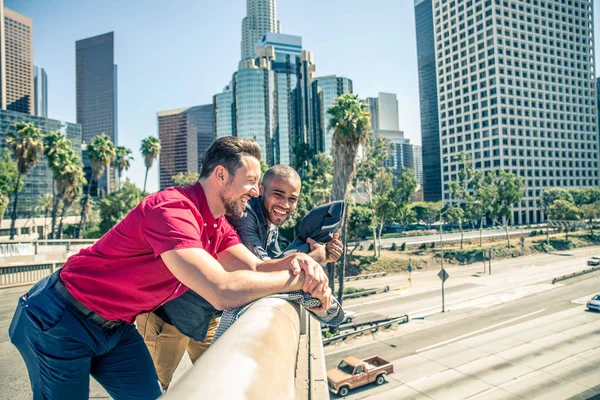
[{"x1": 586, "y1": 294, "x2": 600, "y2": 312}]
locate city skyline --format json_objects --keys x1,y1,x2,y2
[{"x1": 5, "y1": 0, "x2": 600, "y2": 193}]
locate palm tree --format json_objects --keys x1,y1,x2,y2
[
  {"x1": 2, "y1": 122, "x2": 45, "y2": 239},
  {"x1": 44, "y1": 130, "x2": 71, "y2": 238},
  {"x1": 78, "y1": 133, "x2": 116, "y2": 237},
  {"x1": 140, "y1": 136, "x2": 161, "y2": 192},
  {"x1": 0, "y1": 192, "x2": 9, "y2": 220},
  {"x1": 34, "y1": 193, "x2": 54, "y2": 239},
  {"x1": 112, "y1": 145, "x2": 134, "y2": 188},
  {"x1": 327, "y1": 93, "x2": 371, "y2": 304}
]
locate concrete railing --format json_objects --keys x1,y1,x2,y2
[
  {"x1": 162, "y1": 298, "x2": 328, "y2": 400},
  {"x1": 0, "y1": 262, "x2": 64, "y2": 287}
]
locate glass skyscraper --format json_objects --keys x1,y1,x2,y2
[
  {"x1": 33, "y1": 66, "x2": 48, "y2": 118},
  {"x1": 157, "y1": 104, "x2": 215, "y2": 190},
  {"x1": 311, "y1": 76, "x2": 353, "y2": 156},
  {"x1": 415, "y1": 0, "x2": 442, "y2": 201},
  {"x1": 214, "y1": 89, "x2": 235, "y2": 138},
  {"x1": 76, "y1": 32, "x2": 118, "y2": 195},
  {"x1": 0, "y1": 110, "x2": 82, "y2": 217},
  {"x1": 241, "y1": 0, "x2": 281, "y2": 61}
]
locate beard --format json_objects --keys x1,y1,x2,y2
[{"x1": 220, "y1": 191, "x2": 244, "y2": 218}]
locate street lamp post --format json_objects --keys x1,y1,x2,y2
[{"x1": 439, "y1": 219, "x2": 446, "y2": 312}]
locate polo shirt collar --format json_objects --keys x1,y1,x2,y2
[
  {"x1": 193, "y1": 182, "x2": 224, "y2": 233},
  {"x1": 249, "y1": 196, "x2": 271, "y2": 231}
]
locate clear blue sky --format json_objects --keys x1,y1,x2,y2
[{"x1": 7, "y1": 0, "x2": 600, "y2": 192}]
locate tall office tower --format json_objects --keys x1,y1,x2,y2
[
  {"x1": 233, "y1": 61, "x2": 278, "y2": 165},
  {"x1": 0, "y1": 111, "x2": 81, "y2": 218},
  {"x1": 1, "y1": 6, "x2": 33, "y2": 114},
  {"x1": 241, "y1": 0, "x2": 281, "y2": 61},
  {"x1": 76, "y1": 32, "x2": 118, "y2": 195},
  {"x1": 157, "y1": 104, "x2": 215, "y2": 190},
  {"x1": 415, "y1": 0, "x2": 442, "y2": 201},
  {"x1": 255, "y1": 33, "x2": 316, "y2": 166},
  {"x1": 214, "y1": 87, "x2": 235, "y2": 138},
  {"x1": 434, "y1": 0, "x2": 598, "y2": 224},
  {"x1": 33, "y1": 65, "x2": 47, "y2": 118},
  {"x1": 367, "y1": 92, "x2": 400, "y2": 133},
  {"x1": 311, "y1": 75, "x2": 353, "y2": 156}
]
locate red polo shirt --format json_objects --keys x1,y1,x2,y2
[{"x1": 59, "y1": 182, "x2": 241, "y2": 323}]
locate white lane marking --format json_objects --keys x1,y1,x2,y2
[{"x1": 415, "y1": 308, "x2": 547, "y2": 353}]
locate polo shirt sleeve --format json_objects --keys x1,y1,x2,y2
[
  {"x1": 141, "y1": 201, "x2": 204, "y2": 257},
  {"x1": 216, "y1": 222, "x2": 242, "y2": 254},
  {"x1": 226, "y1": 211, "x2": 270, "y2": 260}
]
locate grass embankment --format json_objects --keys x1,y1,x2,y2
[{"x1": 347, "y1": 231, "x2": 600, "y2": 275}]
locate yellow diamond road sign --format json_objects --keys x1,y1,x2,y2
[{"x1": 438, "y1": 268, "x2": 449, "y2": 283}]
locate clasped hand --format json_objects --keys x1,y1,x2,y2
[{"x1": 288, "y1": 253, "x2": 332, "y2": 312}]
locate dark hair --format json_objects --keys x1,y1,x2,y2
[
  {"x1": 200, "y1": 136, "x2": 261, "y2": 178},
  {"x1": 262, "y1": 164, "x2": 301, "y2": 189}
]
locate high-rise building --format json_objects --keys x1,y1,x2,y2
[
  {"x1": 432, "y1": 0, "x2": 598, "y2": 224},
  {"x1": 311, "y1": 75, "x2": 353, "y2": 156},
  {"x1": 255, "y1": 33, "x2": 316, "y2": 166},
  {"x1": 1, "y1": 6, "x2": 33, "y2": 114},
  {"x1": 241, "y1": 0, "x2": 281, "y2": 61},
  {"x1": 76, "y1": 32, "x2": 118, "y2": 195},
  {"x1": 157, "y1": 105, "x2": 215, "y2": 190},
  {"x1": 33, "y1": 65, "x2": 47, "y2": 118},
  {"x1": 214, "y1": 88, "x2": 235, "y2": 138},
  {"x1": 0, "y1": 110, "x2": 81, "y2": 217},
  {"x1": 415, "y1": 0, "x2": 442, "y2": 201},
  {"x1": 233, "y1": 65, "x2": 278, "y2": 165},
  {"x1": 368, "y1": 92, "x2": 400, "y2": 132}
]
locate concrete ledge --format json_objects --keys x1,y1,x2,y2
[{"x1": 551, "y1": 265, "x2": 600, "y2": 284}]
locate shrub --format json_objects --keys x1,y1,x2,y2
[
  {"x1": 430, "y1": 242, "x2": 435, "y2": 249},
  {"x1": 419, "y1": 243, "x2": 428, "y2": 250},
  {"x1": 368, "y1": 243, "x2": 374, "y2": 251},
  {"x1": 530, "y1": 230, "x2": 538, "y2": 237},
  {"x1": 400, "y1": 242, "x2": 406, "y2": 251},
  {"x1": 390, "y1": 243, "x2": 398, "y2": 251}
]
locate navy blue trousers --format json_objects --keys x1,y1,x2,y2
[{"x1": 9, "y1": 273, "x2": 163, "y2": 399}]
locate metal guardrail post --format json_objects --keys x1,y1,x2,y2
[{"x1": 163, "y1": 298, "x2": 301, "y2": 400}]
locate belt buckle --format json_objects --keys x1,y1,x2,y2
[{"x1": 100, "y1": 320, "x2": 120, "y2": 330}]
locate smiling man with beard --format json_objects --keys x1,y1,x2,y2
[{"x1": 9, "y1": 137, "x2": 331, "y2": 399}]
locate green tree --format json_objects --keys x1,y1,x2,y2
[
  {"x1": 412, "y1": 201, "x2": 442, "y2": 230},
  {"x1": 140, "y1": 136, "x2": 161, "y2": 193},
  {"x1": 260, "y1": 161, "x2": 269, "y2": 175},
  {"x1": 448, "y1": 152, "x2": 478, "y2": 249},
  {"x1": 98, "y1": 180, "x2": 145, "y2": 235},
  {"x1": 347, "y1": 203, "x2": 373, "y2": 255},
  {"x1": 0, "y1": 148, "x2": 19, "y2": 213},
  {"x1": 3, "y1": 122, "x2": 45, "y2": 239},
  {"x1": 398, "y1": 206, "x2": 417, "y2": 232},
  {"x1": 44, "y1": 130, "x2": 72, "y2": 239},
  {"x1": 328, "y1": 93, "x2": 371, "y2": 302},
  {"x1": 484, "y1": 170, "x2": 525, "y2": 247},
  {"x1": 538, "y1": 188, "x2": 574, "y2": 244},
  {"x1": 580, "y1": 202, "x2": 600, "y2": 236},
  {"x1": 78, "y1": 133, "x2": 116, "y2": 237},
  {"x1": 112, "y1": 145, "x2": 134, "y2": 188},
  {"x1": 355, "y1": 134, "x2": 393, "y2": 256},
  {"x1": 568, "y1": 188, "x2": 600, "y2": 207},
  {"x1": 548, "y1": 200, "x2": 583, "y2": 240},
  {"x1": 34, "y1": 193, "x2": 54, "y2": 239},
  {"x1": 470, "y1": 170, "x2": 488, "y2": 247},
  {"x1": 172, "y1": 171, "x2": 200, "y2": 187},
  {"x1": 0, "y1": 192, "x2": 8, "y2": 220}
]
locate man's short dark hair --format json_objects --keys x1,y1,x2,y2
[
  {"x1": 200, "y1": 137, "x2": 261, "y2": 179},
  {"x1": 262, "y1": 164, "x2": 301, "y2": 189}
]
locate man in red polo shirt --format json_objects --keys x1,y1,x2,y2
[{"x1": 9, "y1": 137, "x2": 331, "y2": 400}]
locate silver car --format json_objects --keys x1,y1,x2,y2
[{"x1": 586, "y1": 294, "x2": 600, "y2": 312}]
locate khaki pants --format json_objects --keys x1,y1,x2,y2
[{"x1": 136, "y1": 313, "x2": 219, "y2": 391}]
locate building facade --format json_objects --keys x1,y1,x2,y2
[
  {"x1": 2, "y1": 6, "x2": 33, "y2": 115},
  {"x1": 415, "y1": 0, "x2": 442, "y2": 201},
  {"x1": 214, "y1": 88, "x2": 235, "y2": 138},
  {"x1": 241, "y1": 0, "x2": 281, "y2": 61},
  {"x1": 0, "y1": 110, "x2": 82, "y2": 217},
  {"x1": 33, "y1": 65, "x2": 48, "y2": 118},
  {"x1": 76, "y1": 32, "x2": 118, "y2": 195},
  {"x1": 311, "y1": 75, "x2": 353, "y2": 156},
  {"x1": 158, "y1": 105, "x2": 215, "y2": 190},
  {"x1": 433, "y1": 0, "x2": 598, "y2": 224}
]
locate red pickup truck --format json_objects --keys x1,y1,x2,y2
[{"x1": 327, "y1": 356, "x2": 394, "y2": 397}]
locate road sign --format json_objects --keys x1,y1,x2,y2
[{"x1": 438, "y1": 268, "x2": 449, "y2": 282}]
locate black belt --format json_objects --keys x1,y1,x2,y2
[{"x1": 53, "y1": 277, "x2": 122, "y2": 330}]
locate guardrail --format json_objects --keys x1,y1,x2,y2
[
  {"x1": 0, "y1": 262, "x2": 64, "y2": 287},
  {"x1": 342, "y1": 286, "x2": 390, "y2": 300},
  {"x1": 335, "y1": 272, "x2": 388, "y2": 283},
  {"x1": 551, "y1": 265, "x2": 600, "y2": 284},
  {"x1": 163, "y1": 298, "x2": 328, "y2": 399},
  {"x1": 323, "y1": 315, "x2": 409, "y2": 346},
  {"x1": 0, "y1": 239, "x2": 95, "y2": 258}
]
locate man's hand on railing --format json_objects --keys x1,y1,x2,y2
[
  {"x1": 289, "y1": 253, "x2": 329, "y2": 294},
  {"x1": 308, "y1": 284, "x2": 333, "y2": 313}
]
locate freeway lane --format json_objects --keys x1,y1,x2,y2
[{"x1": 325, "y1": 274, "x2": 600, "y2": 399}]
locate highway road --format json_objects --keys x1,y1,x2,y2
[{"x1": 325, "y1": 247, "x2": 600, "y2": 399}]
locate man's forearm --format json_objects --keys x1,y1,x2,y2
[
  {"x1": 256, "y1": 257, "x2": 291, "y2": 272},
  {"x1": 307, "y1": 248, "x2": 326, "y2": 265},
  {"x1": 216, "y1": 269, "x2": 302, "y2": 309}
]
